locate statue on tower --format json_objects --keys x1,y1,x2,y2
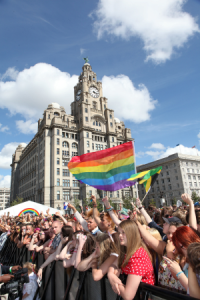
[{"x1": 83, "y1": 57, "x2": 89, "y2": 64}]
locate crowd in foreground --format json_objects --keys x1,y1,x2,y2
[{"x1": 1, "y1": 193, "x2": 200, "y2": 300}]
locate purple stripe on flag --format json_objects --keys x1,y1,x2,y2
[{"x1": 92, "y1": 179, "x2": 136, "y2": 192}]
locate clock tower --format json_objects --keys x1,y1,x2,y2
[{"x1": 70, "y1": 61, "x2": 136, "y2": 201}]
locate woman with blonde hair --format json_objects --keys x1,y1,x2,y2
[
  {"x1": 108, "y1": 220, "x2": 155, "y2": 300},
  {"x1": 17, "y1": 262, "x2": 39, "y2": 300}
]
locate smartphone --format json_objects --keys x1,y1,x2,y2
[{"x1": 37, "y1": 277, "x2": 42, "y2": 287}]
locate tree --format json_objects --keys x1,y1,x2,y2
[
  {"x1": 171, "y1": 197, "x2": 177, "y2": 206},
  {"x1": 74, "y1": 198, "x2": 81, "y2": 213},
  {"x1": 191, "y1": 191, "x2": 199, "y2": 203},
  {"x1": 122, "y1": 196, "x2": 136, "y2": 210},
  {"x1": 10, "y1": 196, "x2": 23, "y2": 207},
  {"x1": 149, "y1": 198, "x2": 156, "y2": 207}
]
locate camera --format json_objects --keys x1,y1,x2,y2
[{"x1": 0, "y1": 268, "x2": 29, "y2": 300}]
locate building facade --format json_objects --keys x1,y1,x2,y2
[
  {"x1": 137, "y1": 153, "x2": 200, "y2": 207},
  {"x1": 0, "y1": 188, "x2": 10, "y2": 210},
  {"x1": 10, "y1": 63, "x2": 137, "y2": 209}
]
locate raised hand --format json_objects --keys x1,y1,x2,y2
[
  {"x1": 102, "y1": 196, "x2": 110, "y2": 208},
  {"x1": 91, "y1": 195, "x2": 96, "y2": 205},
  {"x1": 181, "y1": 193, "x2": 193, "y2": 205},
  {"x1": 55, "y1": 211, "x2": 61, "y2": 217},
  {"x1": 136, "y1": 198, "x2": 142, "y2": 208}
]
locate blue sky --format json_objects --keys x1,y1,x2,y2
[{"x1": 0, "y1": 0, "x2": 200, "y2": 188}]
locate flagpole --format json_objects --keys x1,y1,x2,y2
[
  {"x1": 132, "y1": 140, "x2": 139, "y2": 198},
  {"x1": 141, "y1": 187, "x2": 151, "y2": 204}
]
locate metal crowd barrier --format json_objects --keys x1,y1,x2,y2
[{"x1": 0, "y1": 237, "x2": 199, "y2": 300}]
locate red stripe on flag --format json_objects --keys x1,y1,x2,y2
[{"x1": 69, "y1": 141, "x2": 134, "y2": 163}]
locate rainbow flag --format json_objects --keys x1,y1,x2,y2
[{"x1": 68, "y1": 141, "x2": 136, "y2": 191}]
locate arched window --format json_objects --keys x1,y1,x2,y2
[
  {"x1": 93, "y1": 102, "x2": 97, "y2": 109},
  {"x1": 62, "y1": 141, "x2": 69, "y2": 148},
  {"x1": 54, "y1": 112, "x2": 60, "y2": 116},
  {"x1": 72, "y1": 143, "x2": 78, "y2": 149}
]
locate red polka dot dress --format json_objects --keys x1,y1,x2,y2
[{"x1": 121, "y1": 247, "x2": 155, "y2": 285}]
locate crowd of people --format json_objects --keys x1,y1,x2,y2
[{"x1": 0, "y1": 193, "x2": 200, "y2": 300}]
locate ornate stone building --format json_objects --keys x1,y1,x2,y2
[
  {"x1": 10, "y1": 62, "x2": 137, "y2": 209},
  {"x1": 137, "y1": 153, "x2": 200, "y2": 207}
]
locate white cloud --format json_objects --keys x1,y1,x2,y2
[
  {"x1": 136, "y1": 151, "x2": 145, "y2": 158},
  {"x1": 16, "y1": 120, "x2": 38, "y2": 134},
  {"x1": 145, "y1": 144, "x2": 200, "y2": 161},
  {"x1": 149, "y1": 143, "x2": 165, "y2": 150},
  {"x1": 146, "y1": 150, "x2": 164, "y2": 160},
  {"x1": 0, "y1": 63, "x2": 78, "y2": 121},
  {"x1": 197, "y1": 132, "x2": 200, "y2": 139},
  {"x1": 160, "y1": 144, "x2": 200, "y2": 158},
  {"x1": 92, "y1": 0, "x2": 200, "y2": 64},
  {"x1": 102, "y1": 75, "x2": 156, "y2": 122},
  {"x1": 0, "y1": 175, "x2": 11, "y2": 188},
  {"x1": 0, "y1": 142, "x2": 26, "y2": 169},
  {"x1": 1, "y1": 67, "x2": 19, "y2": 81},
  {"x1": 80, "y1": 48, "x2": 86, "y2": 55},
  {"x1": 0, "y1": 63, "x2": 156, "y2": 125},
  {"x1": 0, "y1": 124, "x2": 9, "y2": 132}
]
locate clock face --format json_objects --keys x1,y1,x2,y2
[
  {"x1": 76, "y1": 89, "x2": 82, "y2": 101},
  {"x1": 89, "y1": 86, "x2": 99, "y2": 98}
]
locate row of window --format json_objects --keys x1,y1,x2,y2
[
  {"x1": 57, "y1": 179, "x2": 79, "y2": 187},
  {"x1": 57, "y1": 139, "x2": 78, "y2": 148},
  {"x1": 188, "y1": 182, "x2": 200, "y2": 187},
  {"x1": 57, "y1": 158, "x2": 79, "y2": 166},
  {"x1": 185, "y1": 162, "x2": 199, "y2": 167},
  {"x1": 57, "y1": 169, "x2": 70, "y2": 176},
  {"x1": 61, "y1": 132, "x2": 78, "y2": 139},
  {"x1": 187, "y1": 168, "x2": 199, "y2": 173},
  {"x1": 188, "y1": 175, "x2": 200, "y2": 180}
]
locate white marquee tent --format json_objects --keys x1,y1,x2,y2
[{"x1": 0, "y1": 201, "x2": 63, "y2": 217}]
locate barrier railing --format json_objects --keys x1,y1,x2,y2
[{"x1": 0, "y1": 238, "x2": 199, "y2": 300}]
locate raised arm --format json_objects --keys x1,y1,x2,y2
[
  {"x1": 102, "y1": 197, "x2": 121, "y2": 226},
  {"x1": 68, "y1": 203, "x2": 88, "y2": 231},
  {"x1": 135, "y1": 198, "x2": 152, "y2": 224},
  {"x1": 55, "y1": 211, "x2": 68, "y2": 225},
  {"x1": 74, "y1": 234, "x2": 87, "y2": 268},
  {"x1": 91, "y1": 196, "x2": 102, "y2": 227},
  {"x1": 182, "y1": 193, "x2": 197, "y2": 230},
  {"x1": 28, "y1": 233, "x2": 39, "y2": 251},
  {"x1": 135, "y1": 218, "x2": 166, "y2": 255}
]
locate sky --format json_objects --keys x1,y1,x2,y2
[{"x1": 0, "y1": 0, "x2": 200, "y2": 188}]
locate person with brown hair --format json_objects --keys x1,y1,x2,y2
[
  {"x1": 91, "y1": 195, "x2": 116, "y2": 234},
  {"x1": 107, "y1": 220, "x2": 155, "y2": 300},
  {"x1": 67, "y1": 203, "x2": 100, "y2": 235},
  {"x1": 77, "y1": 233, "x2": 118, "y2": 280},
  {"x1": 187, "y1": 242, "x2": 200, "y2": 298}
]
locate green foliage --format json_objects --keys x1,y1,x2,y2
[
  {"x1": 191, "y1": 191, "x2": 199, "y2": 202},
  {"x1": 122, "y1": 196, "x2": 136, "y2": 210},
  {"x1": 149, "y1": 198, "x2": 156, "y2": 207},
  {"x1": 171, "y1": 197, "x2": 177, "y2": 205},
  {"x1": 82, "y1": 195, "x2": 103, "y2": 212},
  {"x1": 10, "y1": 196, "x2": 23, "y2": 207},
  {"x1": 74, "y1": 198, "x2": 81, "y2": 213}
]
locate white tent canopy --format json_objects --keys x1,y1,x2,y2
[{"x1": 0, "y1": 201, "x2": 63, "y2": 217}]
